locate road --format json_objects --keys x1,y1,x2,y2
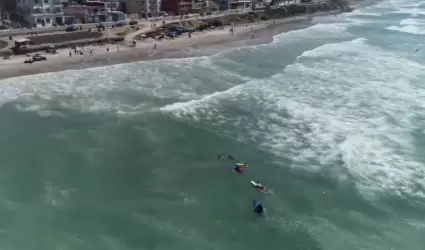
[{"x1": 0, "y1": 10, "x2": 250, "y2": 38}]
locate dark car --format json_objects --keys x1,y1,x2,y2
[
  {"x1": 129, "y1": 20, "x2": 138, "y2": 26},
  {"x1": 32, "y1": 54, "x2": 47, "y2": 61},
  {"x1": 115, "y1": 21, "x2": 126, "y2": 27},
  {"x1": 65, "y1": 25, "x2": 77, "y2": 32},
  {"x1": 166, "y1": 32, "x2": 176, "y2": 38}
]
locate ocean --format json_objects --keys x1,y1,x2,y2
[{"x1": 0, "y1": 0, "x2": 424, "y2": 249}]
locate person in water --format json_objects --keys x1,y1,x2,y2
[
  {"x1": 255, "y1": 181, "x2": 266, "y2": 191},
  {"x1": 232, "y1": 164, "x2": 245, "y2": 174},
  {"x1": 253, "y1": 200, "x2": 264, "y2": 214},
  {"x1": 233, "y1": 163, "x2": 248, "y2": 174},
  {"x1": 218, "y1": 155, "x2": 224, "y2": 160},
  {"x1": 228, "y1": 155, "x2": 235, "y2": 160}
]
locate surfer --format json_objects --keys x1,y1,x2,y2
[
  {"x1": 228, "y1": 155, "x2": 235, "y2": 160},
  {"x1": 253, "y1": 200, "x2": 264, "y2": 214},
  {"x1": 232, "y1": 164, "x2": 245, "y2": 174},
  {"x1": 218, "y1": 155, "x2": 224, "y2": 160},
  {"x1": 233, "y1": 163, "x2": 248, "y2": 174},
  {"x1": 253, "y1": 181, "x2": 267, "y2": 192}
]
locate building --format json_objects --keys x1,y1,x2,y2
[
  {"x1": 16, "y1": 0, "x2": 65, "y2": 28},
  {"x1": 123, "y1": 0, "x2": 160, "y2": 16},
  {"x1": 1, "y1": 0, "x2": 18, "y2": 21},
  {"x1": 124, "y1": 0, "x2": 143, "y2": 14},
  {"x1": 227, "y1": 0, "x2": 253, "y2": 10},
  {"x1": 141, "y1": 0, "x2": 160, "y2": 16},
  {"x1": 191, "y1": 0, "x2": 218, "y2": 12},
  {"x1": 63, "y1": 4, "x2": 127, "y2": 23},
  {"x1": 86, "y1": 0, "x2": 124, "y2": 11},
  {"x1": 272, "y1": 0, "x2": 301, "y2": 6},
  {"x1": 161, "y1": 0, "x2": 192, "y2": 15}
]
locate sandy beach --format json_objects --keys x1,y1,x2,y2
[{"x1": 0, "y1": 10, "x2": 344, "y2": 80}]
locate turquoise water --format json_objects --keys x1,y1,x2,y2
[{"x1": 0, "y1": 0, "x2": 424, "y2": 249}]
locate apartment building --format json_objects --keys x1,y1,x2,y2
[
  {"x1": 16, "y1": 0, "x2": 65, "y2": 28},
  {"x1": 1, "y1": 0, "x2": 18, "y2": 21},
  {"x1": 125, "y1": 0, "x2": 160, "y2": 16},
  {"x1": 162, "y1": 0, "x2": 192, "y2": 15}
]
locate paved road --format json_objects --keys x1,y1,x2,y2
[{"x1": 0, "y1": 10, "x2": 248, "y2": 38}]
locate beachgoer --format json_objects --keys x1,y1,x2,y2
[{"x1": 218, "y1": 155, "x2": 224, "y2": 160}]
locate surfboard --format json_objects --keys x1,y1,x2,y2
[{"x1": 251, "y1": 180, "x2": 258, "y2": 186}]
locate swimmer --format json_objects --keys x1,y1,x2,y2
[{"x1": 253, "y1": 200, "x2": 264, "y2": 214}]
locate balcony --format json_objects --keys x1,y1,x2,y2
[
  {"x1": 179, "y1": 1, "x2": 193, "y2": 5},
  {"x1": 54, "y1": 8, "x2": 64, "y2": 14},
  {"x1": 228, "y1": 0, "x2": 253, "y2": 2},
  {"x1": 86, "y1": 10, "x2": 108, "y2": 16}
]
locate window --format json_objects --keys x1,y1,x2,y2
[
  {"x1": 45, "y1": 7, "x2": 50, "y2": 13},
  {"x1": 34, "y1": 8, "x2": 42, "y2": 13},
  {"x1": 46, "y1": 18, "x2": 51, "y2": 23},
  {"x1": 34, "y1": 0, "x2": 40, "y2": 4},
  {"x1": 44, "y1": 0, "x2": 49, "y2": 3},
  {"x1": 37, "y1": 18, "x2": 42, "y2": 24},
  {"x1": 54, "y1": 7, "x2": 62, "y2": 13}
]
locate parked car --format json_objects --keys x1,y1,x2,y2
[
  {"x1": 129, "y1": 20, "x2": 138, "y2": 26},
  {"x1": 32, "y1": 54, "x2": 47, "y2": 61},
  {"x1": 65, "y1": 25, "x2": 77, "y2": 32},
  {"x1": 96, "y1": 23, "x2": 105, "y2": 29},
  {"x1": 115, "y1": 21, "x2": 126, "y2": 27},
  {"x1": 24, "y1": 58, "x2": 34, "y2": 63},
  {"x1": 166, "y1": 32, "x2": 176, "y2": 38}
]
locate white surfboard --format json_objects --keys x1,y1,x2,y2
[{"x1": 251, "y1": 180, "x2": 258, "y2": 186}]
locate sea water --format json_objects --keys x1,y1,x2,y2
[{"x1": 0, "y1": 0, "x2": 424, "y2": 249}]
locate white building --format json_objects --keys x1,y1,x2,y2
[
  {"x1": 141, "y1": 0, "x2": 160, "y2": 16},
  {"x1": 275, "y1": 0, "x2": 301, "y2": 6},
  {"x1": 16, "y1": 0, "x2": 65, "y2": 28},
  {"x1": 227, "y1": 0, "x2": 253, "y2": 10}
]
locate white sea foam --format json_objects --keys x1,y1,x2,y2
[
  {"x1": 162, "y1": 38, "x2": 425, "y2": 198},
  {"x1": 386, "y1": 17, "x2": 425, "y2": 34},
  {"x1": 0, "y1": 56, "x2": 252, "y2": 115},
  {"x1": 386, "y1": 25, "x2": 425, "y2": 34},
  {"x1": 272, "y1": 23, "x2": 352, "y2": 43}
]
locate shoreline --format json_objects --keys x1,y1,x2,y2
[{"x1": 0, "y1": 9, "x2": 348, "y2": 80}]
